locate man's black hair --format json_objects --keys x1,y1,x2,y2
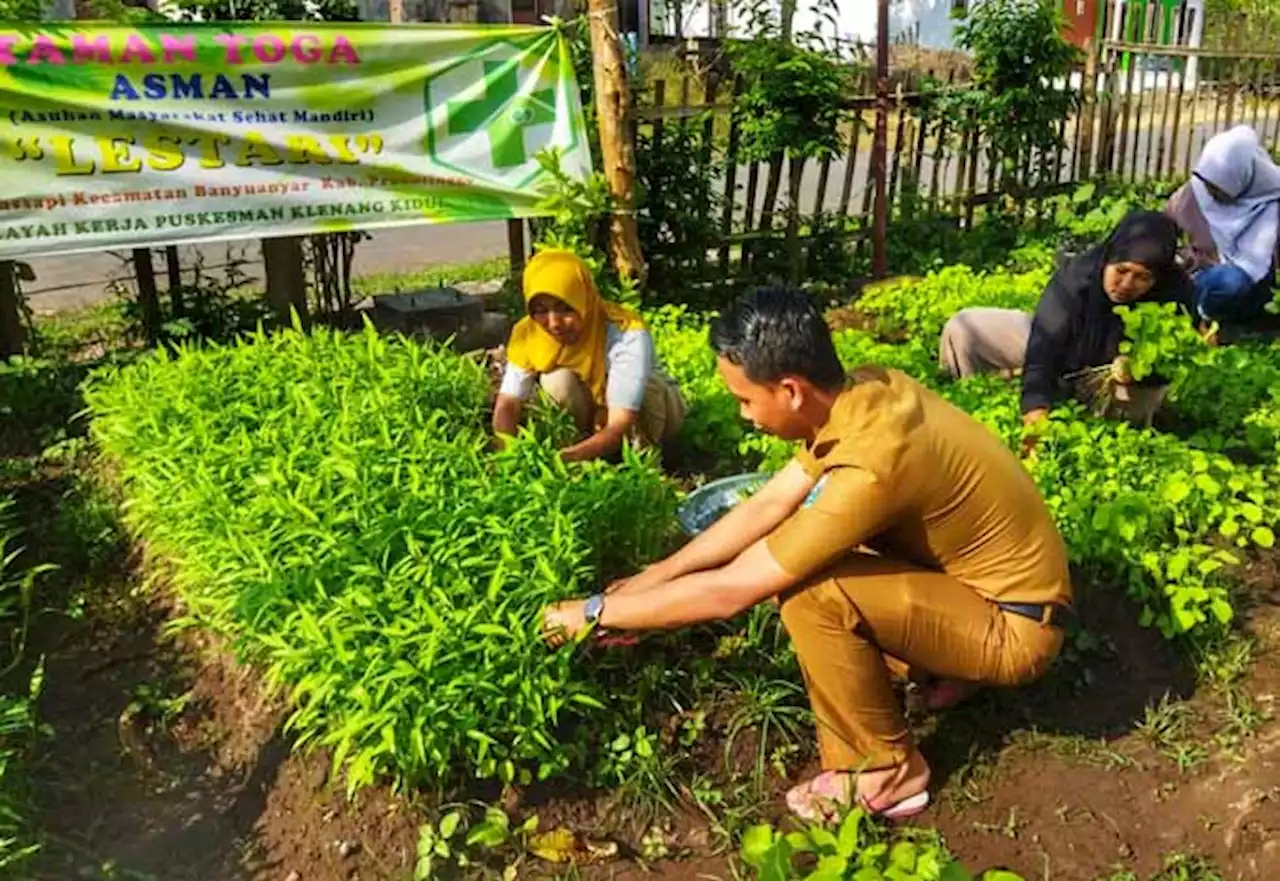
[{"x1": 709, "y1": 286, "x2": 845, "y2": 390}]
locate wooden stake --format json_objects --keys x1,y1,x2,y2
[
  {"x1": 587, "y1": 0, "x2": 646, "y2": 284},
  {"x1": 133, "y1": 247, "x2": 162, "y2": 343},
  {"x1": 0, "y1": 262, "x2": 22, "y2": 358},
  {"x1": 872, "y1": 0, "x2": 889, "y2": 279},
  {"x1": 1078, "y1": 38, "x2": 1099, "y2": 180},
  {"x1": 507, "y1": 218, "x2": 527, "y2": 276},
  {"x1": 263, "y1": 236, "x2": 310, "y2": 324},
  {"x1": 165, "y1": 245, "x2": 183, "y2": 317}
]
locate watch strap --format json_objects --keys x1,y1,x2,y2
[{"x1": 584, "y1": 593, "x2": 605, "y2": 624}]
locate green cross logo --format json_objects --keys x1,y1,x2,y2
[
  {"x1": 445, "y1": 59, "x2": 556, "y2": 169},
  {"x1": 422, "y1": 34, "x2": 587, "y2": 191}
]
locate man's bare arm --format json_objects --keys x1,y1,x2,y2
[{"x1": 601, "y1": 539, "x2": 795, "y2": 628}]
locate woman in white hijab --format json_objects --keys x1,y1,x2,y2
[{"x1": 1166, "y1": 124, "x2": 1280, "y2": 324}]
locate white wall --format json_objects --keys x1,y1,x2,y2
[
  {"x1": 779, "y1": 0, "x2": 959, "y2": 47},
  {"x1": 649, "y1": 0, "x2": 720, "y2": 37}
]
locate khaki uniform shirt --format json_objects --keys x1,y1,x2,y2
[{"x1": 765, "y1": 367, "x2": 1072, "y2": 606}]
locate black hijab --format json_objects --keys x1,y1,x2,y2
[
  {"x1": 1021, "y1": 211, "x2": 1194, "y2": 413},
  {"x1": 1074, "y1": 211, "x2": 1188, "y2": 358}
]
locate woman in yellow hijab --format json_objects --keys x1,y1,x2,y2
[{"x1": 493, "y1": 249, "x2": 686, "y2": 462}]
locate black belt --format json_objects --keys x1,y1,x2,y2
[{"x1": 996, "y1": 601, "x2": 1073, "y2": 628}]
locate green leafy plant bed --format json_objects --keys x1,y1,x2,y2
[{"x1": 84, "y1": 321, "x2": 684, "y2": 793}]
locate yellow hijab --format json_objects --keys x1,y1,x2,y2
[{"x1": 506, "y1": 250, "x2": 645, "y2": 406}]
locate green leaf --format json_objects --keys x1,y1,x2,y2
[
  {"x1": 784, "y1": 831, "x2": 814, "y2": 853},
  {"x1": 1173, "y1": 606, "x2": 1200, "y2": 633},
  {"x1": 814, "y1": 852, "x2": 850, "y2": 870},
  {"x1": 1210, "y1": 599, "x2": 1234, "y2": 624},
  {"x1": 888, "y1": 841, "x2": 917, "y2": 871},
  {"x1": 802, "y1": 826, "x2": 835, "y2": 852},
  {"x1": 1194, "y1": 474, "x2": 1222, "y2": 495},
  {"x1": 438, "y1": 811, "x2": 461, "y2": 840},
  {"x1": 465, "y1": 810, "x2": 510, "y2": 849},
  {"x1": 1161, "y1": 479, "x2": 1190, "y2": 504},
  {"x1": 1251, "y1": 526, "x2": 1276, "y2": 549},
  {"x1": 741, "y1": 824, "x2": 777, "y2": 866},
  {"x1": 1072, "y1": 182, "x2": 1096, "y2": 204},
  {"x1": 836, "y1": 808, "x2": 865, "y2": 857}
]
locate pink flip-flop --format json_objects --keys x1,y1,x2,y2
[
  {"x1": 862, "y1": 789, "x2": 931, "y2": 821},
  {"x1": 786, "y1": 771, "x2": 853, "y2": 823},
  {"x1": 787, "y1": 771, "x2": 930, "y2": 823}
]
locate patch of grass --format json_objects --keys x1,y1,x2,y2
[
  {"x1": 33, "y1": 300, "x2": 130, "y2": 359},
  {"x1": 971, "y1": 805, "x2": 1023, "y2": 840},
  {"x1": 352, "y1": 256, "x2": 511, "y2": 297},
  {"x1": 1094, "y1": 853, "x2": 1227, "y2": 881},
  {"x1": 1134, "y1": 694, "x2": 1208, "y2": 772},
  {"x1": 1212, "y1": 684, "x2": 1270, "y2": 756},
  {"x1": 1009, "y1": 729, "x2": 1137, "y2": 770},
  {"x1": 1192, "y1": 633, "x2": 1256, "y2": 690},
  {"x1": 1151, "y1": 852, "x2": 1227, "y2": 881}
]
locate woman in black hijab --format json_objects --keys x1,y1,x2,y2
[{"x1": 939, "y1": 211, "x2": 1195, "y2": 430}]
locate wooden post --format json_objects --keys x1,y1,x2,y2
[
  {"x1": 587, "y1": 0, "x2": 646, "y2": 283},
  {"x1": 262, "y1": 236, "x2": 310, "y2": 323},
  {"x1": 507, "y1": 218, "x2": 527, "y2": 277},
  {"x1": 1077, "y1": 38, "x2": 1099, "y2": 181},
  {"x1": 0, "y1": 0, "x2": 79, "y2": 355},
  {"x1": 164, "y1": 245, "x2": 183, "y2": 317},
  {"x1": 133, "y1": 248, "x2": 162, "y2": 342},
  {"x1": 785, "y1": 154, "x2": 805, "y2": 285},
  {"x1": 0, "y1": 262, "x2": 22, "y2": 358},
  {"x1": 872, "y1": 0, "x2": 889, "y2": 279},
  {"x1": 780, "y1": 0, "x2": 796, "y2": 40}
]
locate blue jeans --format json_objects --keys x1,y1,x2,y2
[{"x1": 1194, "y1": 263, "x2": 1273, "y2": 323}]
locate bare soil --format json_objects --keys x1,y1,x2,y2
[{"x1": 16, "y1": 474, "x2": 1280, "y2": 881}]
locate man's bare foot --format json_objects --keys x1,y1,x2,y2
[{"x1": 855, "y1": 748, "x2": 931, "y2": 814}]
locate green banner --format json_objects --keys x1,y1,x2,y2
[{"x1": 0, "y1": 22, "x2": 591, "y2": 257}]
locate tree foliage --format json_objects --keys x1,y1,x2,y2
[{"x1": 942, "y1": 0, "x2": 1080, "y2": 191}]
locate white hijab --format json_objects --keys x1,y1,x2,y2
[{"x1": 1192, "y1": 125, "x2": 1280, "y2": 282}]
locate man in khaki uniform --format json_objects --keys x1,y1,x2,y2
[{"x1": 543, "y1": 287, "x2": 1072, "y2": 821}]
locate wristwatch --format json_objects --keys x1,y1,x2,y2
[{"x1": 584, "y1": 593, "x2": 606, "y2": 625}]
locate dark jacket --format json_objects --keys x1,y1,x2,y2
[{"x1": 1021, "y1": 214, "x2": 1195, "y2": 414}]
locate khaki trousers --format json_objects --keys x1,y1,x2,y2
[
  {"x1": 779, "y1": 553, "x2": 1065, "y2": 772},
  {"x1": 540, "y1": 368, "x2": 686, "y2": 447},
  {"x1": 939, "y1": 307, "x2": 1033, "y2": 380}
]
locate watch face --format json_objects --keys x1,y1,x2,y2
[{"x1": 585, "y1": 594, "x2": 604, "y2": 622}]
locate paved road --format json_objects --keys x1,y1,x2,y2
[{"x1": 25, "y1": 221, "x2": 510, "y2": 314}]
